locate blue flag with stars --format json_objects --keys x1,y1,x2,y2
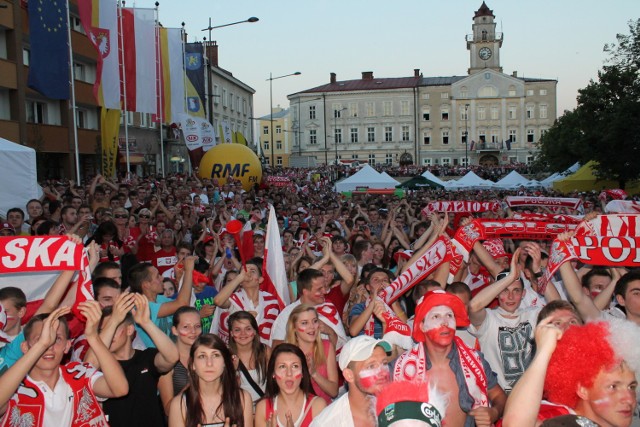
[{"x1": 28, "y1": 0, "x2": 70, "y2": 99}]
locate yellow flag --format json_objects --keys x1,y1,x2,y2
[{"x1": 101, "y1": 108, "x2": 121, "y2": 178}]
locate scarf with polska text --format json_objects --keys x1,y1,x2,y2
[
  {"x1": 363, "y1": 297, "x2": 413, "y2": 350},
  {"x1": 505, "y1": 196, "x2": 583, "y2": 210},
  {"x1": 541, "y1": 214, "x2": 640, "y2": 289},
  {"x1": 393, "y1": 338, "x2": 490, "y2": 409},
  {"x1": 0, "y1": 236, "x2": 94, "y2": 321},
  {"x1": 422, "y1": 201, "x2": 501, "y2": 216}
]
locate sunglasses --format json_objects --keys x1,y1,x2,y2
[
  {"x1": 139, "y1": 214, "x2": 151, "y2": 219},
  {"x1": 114, "y1": 214, "x2": 128, "y2": 219}
]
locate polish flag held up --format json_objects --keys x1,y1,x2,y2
[{"x1": 262, "y1": 206, "x2": 290, "y2": 310}]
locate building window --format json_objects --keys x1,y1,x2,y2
[
  {"x1": 26, "y1": 100, "x2": 47, "y2": 124},
  {"x1": 526, "y1": 155, "x2": 534, "y2": 165},
  {"x1": 384, "y1": 126, "x2": 393, "y2": 142},
  {"x1": 461, "y1": 130, "x2": 467, "y2": 144},
  {"x1": 334, "y1": 128, "x2": 342, "y2": 143},
  {"x1": 541, "y1": 128, "x2": 548, "y2": 137},
  {"x1": 22, "y1": 48, "x2": 30, "y2": 66},
  {"x1": 539, "y1": 104, "x2": 548, "y2": 119},
  {"x1": 351, "y1": 154, "x2": 359, "y2": 160},
  {"x1": 349, "y1": 102, "x2": 358, "y2": 117},
  {"x1": 490, "y1": 106, "x2": 499, "y2": 120},
  {"x1": 526, "y1": 89, "x2": 534, "y2": 96},
  {"x1": 402, "y1": 125, "x2": 410, "y2": 142},
  {"x1": 479, "y1": 131, "x2": 486, "y2": 143},
  {"x1": 441, "y1": 107, "x2": 449, "y2": 121},
  {"x1": 242, "y1": 98, "x2": 247, "y2": 114},
  {"x1": 540, "y1": 89, "x2": 548, "y2": 96},
  {"x1": 461, "y1": 156, "x2": 469, "y2": 167},
  {"x1": 383, "y1": 101, "x2": 392, "y2": 116},
  {"x1": 423, "y1": 131, "x2": 431, "y2": 145},
  {"x1": 423, "y1": 158, "x2": 432, "y2": 166},
  {"x1": 422, "y1": 107, "x2": 430, "y2": 121},
  {"x1": 422, "y1": 93, "x2": 430, "y2": 100},
  {"x1": 508, "y1": 105, "x2": 517, "y2": 119},
  {"x1": 441, "y1": 157, "x2": 451, "y2": 165},
  {"x1": 73, "y1": 62, "x2": 85, "y2": 82},
  {"x1": 213, "y1": 85, "x2": 220, "y2": 104},
  {"x1": 365, "y1": 102, "x2": 374, "y2": 117},
  {"x1": 276, "y1": 156, "x2": 283, "y2": 166},
  {"x1": 385, "y1": 154, "x2": 393, "y2": 165},
  {"x1": 508, "y1": 85, "x2": 516, "y2": 97},
  {"x1": 350, "y1": 128, "x2": 359, "y2": 143},
  {"x1": 276, "y1": 141, "x2": 282, "y2": 150},
  {"x1": 309, "y1": 105, "x2": 316, "y2": 120},
  {"x1": 461, "y1": 107, "x2": 469, "y2": 121},
  {"x1": 139, "y1": 113, "x2": 148, "y2": 128},
  {"x1": 70, "y1": 15, "x2": 85, "y2": 34},
  {"x1": 460, "y1": 86, "x2": 469, "y2": 98},
  {"x1": 263, "y1": 141, "x2": 269, "y2": 150},
  {"x1": 229, "y1": 93, "x2": 234, "y2": 110},
  {"x1": 309, "y1": 129, "x2": 317, "y2": 144},
  {"x1": 367, "y1": 127, "x2": 375, "y2": 142},
  {"x1": 491, "y1": 130, "x2": 499, "y2": 143},
  {"x1": 263, "y1": 126, "x2": 269, "y2": 135},
  {"x1": 400, "y1": 100, "x2": 410, "y2": 116},
  {"x1": 442, "y1": 130, "x2": 449, "y2": 145},
  {"x1": 369, "y1": 154, "x2": 376, "y2": 165},
  {"x1": 527, "y1": 129, "x2": 535, "y2": 143},
  {"x1": 276, "y1": 125, "x2": 282, "y2": 134},
  {"x1": 76, "y1": 109, "x2": 86, "y2": 129},
  {"x1": 526, "y1": 105, "x2": 535, "y2": 119},
  {"x1": 333, "y1": 105, "x2": 344, "y2": 118},
  {"x1": 477, "y1": 106, "x2": 485, "y2": 120},
  {"x1": 441, "y1": 92, "x2": 449, "y2": 99},
  {"x1": 222, "y1": 89, "x2": 227, "y2": 107},
  {"x1": 509, "y1": 129, "x2": 517, "y2": 142},
  {"x1": 479, "y1": 85, "x2": 497, "y2": 97}
]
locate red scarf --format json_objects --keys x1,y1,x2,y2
[
  {"x1": 505, "y1": 196, "x2": 582, "y2": 210},
  {"x1": 393, "y1": 338, "x2": 489, "y2": 409},
  {"x1": 363, "y1": 298, "x2": 412, "y2": 350},
  {"x1": 0, "y1": 362, "x2": 107, "y2": 427},
  {"x1": 605, "y1": 200, "x2": 640, "y2": 213},
  {"x1": 422, "y1": 201, "x2": 500, "y2": 215}
]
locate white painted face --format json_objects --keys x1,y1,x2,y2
[{"x1": 422, "y1": 305, "x2": 456, "y2": 332}]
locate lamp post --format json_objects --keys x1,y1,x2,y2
[
  {"x1": 201, "y1": 17, "x2": 258, "y2": 121},
  {"x1": 268, "y1": 72, "x2": 301, "y2": 166},
  {"x1": 334, "y1": 107, "x2": 347, "y2": 165},
  {"x1": 464, "y1": 103, "x2": 470, "y2": 167}
]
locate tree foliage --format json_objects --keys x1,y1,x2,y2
[{"x1": 536, "y1": 19, "x2": 640, "y2": 188}]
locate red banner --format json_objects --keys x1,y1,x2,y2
[
  {"x1": 0, "y1": 237, "x2": 84, "y2": 273},
  {"x1": 422, "y1": 201, "x2": 500, "y2": 216},
  {"x1": 505, "y1": 196, "x2": 582, "y2": 210}
]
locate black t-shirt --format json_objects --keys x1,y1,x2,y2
[{"x1": 103, "y1": 348, "x2": 164, "y2": 427}]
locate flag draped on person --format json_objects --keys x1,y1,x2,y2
[
  {"x1": 120, "y1": 7, "x2": 157, "y2": 113},
  {"x1": 27, "y1": 0, "x2": 70, "y2": 99},
  {"x1": 262, "y1": 205, "x2": 290, "y2": 310},
  {"x1": 77, "y1": 0, "x2": 120, "y2": 109},
  {"x1": 157, "y1": 27, "x2": 186, "y2": 124}
]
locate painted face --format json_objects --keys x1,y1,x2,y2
[
  {"x1": 587, "y1": 276, "x2": 612, "y2": 299},
  {"x1": 192, "y1": 346, "x2": 225, "y2": 383},
  {"x1": 273, "y1": 352, "x2": 303, "y2": 393},
  {"x1": 421, "y1": 305, "x2": 456, "y2": 347},
  {"x1": 582, "y1": 363, "x2": 637, "y2": 427},
  {"x1": 498, "y1": 280, "x2": 525, "y2": 313},
  {"x1": 0, "y1": 300, "x2": 24, "y2": 334},
  {"x1": 303, "y1": 278, "x2": 326, "y2": 305},
  {"x1": 172, "y1": 312, "x2": 202, "y2": 346},
  {"x1": 294, "y1": 310, "x2": 319, "y2": 343},
  {"x1": 352, "y1": 346, "x2": 390, "y2": 395},
  {"x1": 230, "y1": 318, "x2": 256, "y2": 346}
]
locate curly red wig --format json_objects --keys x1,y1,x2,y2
[{"x1": 544, "y1": 322, "x2": 617, "y2": 408}]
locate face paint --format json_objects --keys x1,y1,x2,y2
[
  {"x1": 358, "y1": 365, "x2": 390, "y2": 389},
  {"x1": 426, "y1": 325, "x2": 456, "y2": 346},
  {"x1": 423, "y1": 306, "x2": 456, "y2": 331}
]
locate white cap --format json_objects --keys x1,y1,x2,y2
[{"x1": 338, "y1": 335, "x2": 392, "y2": 370}]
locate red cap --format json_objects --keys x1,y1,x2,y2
[
  {"x1": 0, "y1": 223, "x2": 15, "y2": 234},
  {"x1": 412, "y1": 290, "x2": 469, "y2": 343}
]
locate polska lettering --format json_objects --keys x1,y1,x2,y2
[
  {"x1": 423, "y1": 201, "x2": 500, "y2": 214},
  {"x1": 0, "y1": 237, "x2": 83, "y2": 272}
]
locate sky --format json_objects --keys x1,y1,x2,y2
[{"x1": 133, "y1": 0, "x2": 640, "y2": 118}]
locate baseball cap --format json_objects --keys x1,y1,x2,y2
[
  {"x1": 338, "y1": 335, "x2": 392, "y2": 370},
  {"x1": 412, "y1": 290, "x2": 470, "y2": 343}
]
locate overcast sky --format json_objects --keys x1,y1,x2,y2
[{"x1": 132, "y1": 0, "x2": 639, "y2": 118}]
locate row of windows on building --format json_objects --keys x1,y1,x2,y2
[{"x1": 212, "y1": 85, "x2": 249, "y2": 116}]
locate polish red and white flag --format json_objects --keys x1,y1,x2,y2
[{"x1": 262, "y1": 205, "x2": 290, "y2": 310}]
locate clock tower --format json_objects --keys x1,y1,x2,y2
[{"x1": 467, "y1": 2, "x2": 503, "y2": 74}]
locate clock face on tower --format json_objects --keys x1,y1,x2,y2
[{"x1": 479, "y1": 47, "x2": 492, "y2": 60}]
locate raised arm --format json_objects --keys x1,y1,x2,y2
[
  {"x1": 213, "y1": 267, "x2": 245, "y2": 309},
  {"x1": 132, "y1": 293, "x2": 178, "y2": 373},
  {"x1": 157, "y1": 255, "x2": 197, "y2": 318}
]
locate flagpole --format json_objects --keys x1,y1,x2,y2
[
  {"x1": 119, "y1": 1, "x2": 131, "y2": 175},
  {"x1": 155, "y1": 2, "x2": 165, "y2": 177},
  {"x1": 181, "y1": 24, "x2": 187, "y2": 117},
  {"x1": 65, "y1": 0, "x2": 81, "y2": 182}
]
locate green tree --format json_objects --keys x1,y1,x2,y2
[{"x1": 537, "y1": 19, "x2": 640, "y2": 188}]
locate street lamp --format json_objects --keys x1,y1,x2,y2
[
  {"x1": 334, "y1": 107, "x2": 347, "y2": 165},
  {"x1": 268, "y1": 72, "x2": 301, "y2": 166},
  {"x1": 464, "y1": 104, "x2": 470, "y2": 167}
]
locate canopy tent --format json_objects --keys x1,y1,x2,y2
[
  {"x1": 421, "y1": 170, "x2": 447, "y2": 187},
  {"x1": 0, "y1": 138, "x2": 42, "y2": 223},
  {"x1": 493, "y1": 170, "x2": 532, "y2": 189},
  {"x1": 552, "y1": 161, "x2": 640, "y2": 194},
  {"x1": 541, "y1": 162, "x2": 581, "y2": 189},
  {"x1": 335, "y1": 164, "x2": 399, "y2": 192},
  {"x1": 396, "y1": 176, "x2": 444, "y2": 189},
  {"x1": 446, "y1": 171, "x2": 495, "y2": 190},
  {"x1": 380, "y1": 171, "x2": 401, "y2": 186}
]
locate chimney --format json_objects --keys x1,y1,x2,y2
[
  {"x1": 512, "y1": 71, "x2": 518, "y2": 77},
  {"x1": 205, "y1": 41, "x2": 219, "y2": 68},
  {"x1": 330, "y1": 72, "x2": 336, "y2": 84},
  {"x1": 362, "y1": 71, "x2": 374, "y2": 80},
  {"x1": 414, "y1": 68, "x2": 420, "y2": 77}
]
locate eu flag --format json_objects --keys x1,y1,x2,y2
[{"x1": 28, "y1": 0, "x2": 70, "y2": 99}]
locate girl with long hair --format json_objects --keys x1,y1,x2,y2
[
  {"x1": 254, "y1": 344, "x2": 326, "y2": 427},
  {"x1": 285, "y1": 305, "x2": 338, "y2": 404},
  {"x1": 158, "y1": 307, "x2": 202, "y2": 415},
  {"x1": 227, "y1": 311, "x2": 271, "y2": 407},
  {"x1": 168, "y1": 334, "x2": 252, "y2": 427}
]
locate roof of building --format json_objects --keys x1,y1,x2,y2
[
  {"x1": 474, "y1": 2, "x2": 495, "y2": 19},
  {"x1": 256, "y1": 108, "x2": 289, "y2": 120},
  {"x1": 295, "y1": 76, "x2": 421, "y2": 95},
  {"x1": 421, "y1": 76, "x2": 468, "y2": 86}
]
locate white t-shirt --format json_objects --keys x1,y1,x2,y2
[
  {"x1": 310, "y1": 393, "x2": 354, "y2": 427},
  {"x1": 468, "y1": 306, "x2": 540, "y2": 391}
]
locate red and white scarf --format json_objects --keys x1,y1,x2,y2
[
  {"x1": 0, "y1": 362, "x2": 107, "y2": 427},
  {"x1": 315, "y1": 302, "x2": 349, "y2": 351},
  {"x1": 505, "y1": 196, "x2": 583, "y2": 210},
  {"x1": 362, "y1": 298, "x2": 412, "y2": 350},
  {"x1": 605, "y1": 200, "x2": 640, "y2": 214},
  {"x1": 0, "y1": 237, "x2": 94, "y2": 321},
  {"x1": 422, "y1": 201, "x2": 500, "y2": 216},
  {"x1": 393, "y1": 338, "x2": 489, "y2": 409}
]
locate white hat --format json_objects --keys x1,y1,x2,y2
[{"x1": 338, "y1": 336, "x2": 392, "y2": 370}]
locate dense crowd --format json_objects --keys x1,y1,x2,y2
[{"x1": 0, "y1": 165, "x2": 638, "y2": 427}]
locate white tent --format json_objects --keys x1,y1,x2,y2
[
  {"x1": 421, "y1": 170, "x2": 447, "y2": 187},
  {"x1": 446, "y1": 171, "x2": 495, "y2": 190},
  {"x1": 0, "y1": 138, "x2": 42, "y2": 221},
  {"x1": 335, "y1": 165, "x2": 398, "y2": 192},
  {"x1": 494, "y1": 170, "x2": 531, "y2": 189},
  {"x1": 541, "y1": 163, "x2": 582, "y2": 188},
  {"x1": 380, "y1": 172, "x2": 400, "y2": 186}
]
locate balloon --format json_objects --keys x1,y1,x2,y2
[{"x1": 198, "y1": 144, "x2": 262, "y2": 191}]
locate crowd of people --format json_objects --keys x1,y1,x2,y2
[{"x1": 0, "y1": 164, "x2": 638, "y2": 427}]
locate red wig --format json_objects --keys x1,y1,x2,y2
[{"x1": 544, "y1": 322, "x2": 617, "y2": 408}]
